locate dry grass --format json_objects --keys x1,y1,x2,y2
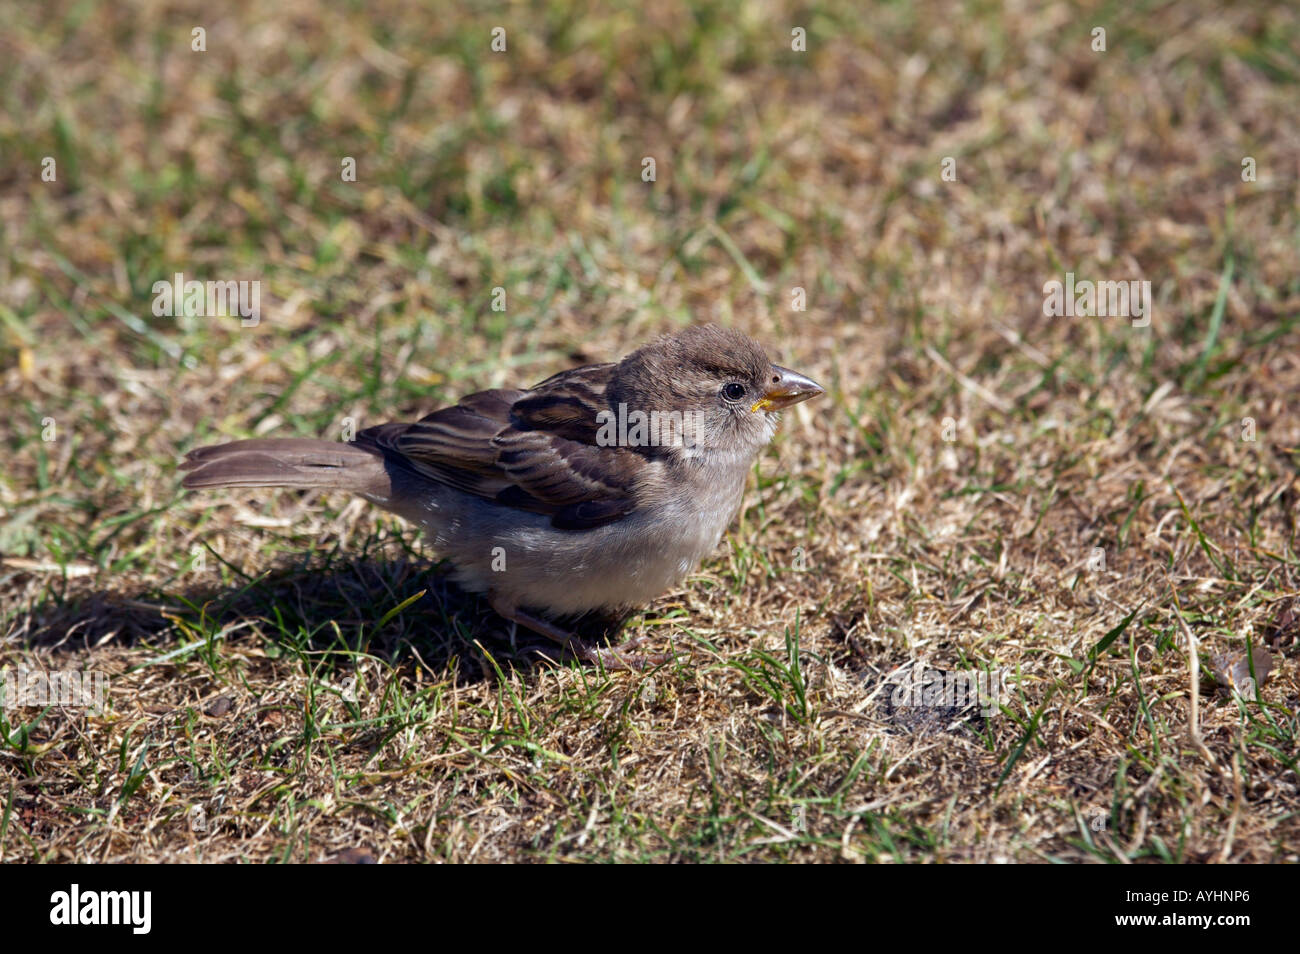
[{"x1": 2, "y1": 0, "x2": 1299, "y2": 862}]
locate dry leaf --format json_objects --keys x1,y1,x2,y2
[{"x1": 1210, "y1": 647, "x2": 1276, "y2": 698}]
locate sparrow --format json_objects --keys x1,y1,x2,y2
[{"x1": 180, "y1": 324, "x2": 824, "y2": 668}]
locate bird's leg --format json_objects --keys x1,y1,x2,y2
[{"x1": 488, "y1": 594, "x2": 670, "y2": 670}]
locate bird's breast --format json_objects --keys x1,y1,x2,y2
[{"x1": 370, "y1": 460, "x2": 750, "y2": 616}]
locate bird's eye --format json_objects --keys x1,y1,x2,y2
[{"x1": 722, "y1": 382, "x2": 747, "y2": 402}]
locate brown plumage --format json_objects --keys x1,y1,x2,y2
[{"x1": 180, "y1": 324, "x2": 824, "y2": 668}]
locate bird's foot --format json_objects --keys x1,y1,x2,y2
[{"x1": 489, "y1": 595, "x2": 672, "y2": 671}]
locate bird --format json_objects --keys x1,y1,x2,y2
[{"x1": 180, "y1": 324, "x2": 825, "y2": 668}]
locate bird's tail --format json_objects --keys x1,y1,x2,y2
[{"x1": 179, "y1": 439, "x2": 390, "y2": 495}]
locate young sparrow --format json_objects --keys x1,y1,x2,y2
[{"x1": 181, "y1": 324, "x2": 824, "y2": 668}]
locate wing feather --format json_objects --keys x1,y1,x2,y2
[{"x1": 355, "y1": 365, "x2": 645, "y2": 529}]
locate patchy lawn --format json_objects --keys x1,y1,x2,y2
[{"x1": 2, "y1": 0, "x2": 1298, "y2": 862}]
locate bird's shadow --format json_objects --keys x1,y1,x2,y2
[{"x1": 8, "y1": 555, "x2": 636, "y2": 686}]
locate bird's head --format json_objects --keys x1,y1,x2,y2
[{"x1": 607, "y1": 324, "x2": 824, "y2": 464}]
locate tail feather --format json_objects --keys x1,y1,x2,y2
[{"x1": 179, "y1": 439, "x2": 390, "y2": 495}]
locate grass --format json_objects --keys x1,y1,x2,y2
[{"x1": 1, "y1": 0, "x2": 1299, "y2": 862}]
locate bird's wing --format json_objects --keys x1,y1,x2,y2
[{"x1": 357, "y1": 364, "x2": 645, "y2": 530}]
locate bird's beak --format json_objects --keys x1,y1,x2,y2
[{"x1": 751, "y1": 366, "x2": 826, "y2": 412}]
